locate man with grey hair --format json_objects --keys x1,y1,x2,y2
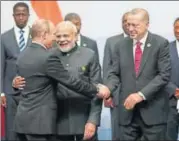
[
  {"x1": 13, "y1": 19, "x2": 110, "y2": 141},
  {"x1": 102, "y1": 11, "x2": 130, "y2": 140},
  {"x1": 64, "y1": 13, "x2": 99, "y2": 62},
  {"x1": 104, "y1": 8, "x2": 170, "y2": 140},
  {"x1": 54, "y1": 21, "x2": 102, "y2": 141}
]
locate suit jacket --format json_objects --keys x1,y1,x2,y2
[
  {"x1": 105, "y1": 32, "x2": 171, "y2": 126},
  {"x1": 14, "y1": 43, "x2": 98, "y2": 134},
  {"x1": 80, "y1": 35, "x2": 99, "y2": 62},
  {"x1": 165, "y1": 41, "x2": 179, "y2": 107},
  {"x1": 56, "y1": 46, "x2": 102, "y2": 135},
  {"x1": 103, "y1": 33, "x2": 125, "y2": 105},
  {"x1": 1, "y1": 28, "x2": 31, "y2": 95}
]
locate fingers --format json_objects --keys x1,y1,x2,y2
[
  {"x1": 1, "y1": 96, "x2": 7, "y2": 108},
  {"x1": 83, "y1": 123, "x2": 96, "y2": 140},
  {"x1": 13, "y1": 76, "x2": 26, "y2": 89}
]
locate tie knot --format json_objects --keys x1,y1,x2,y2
[
  {"x1": 20, "y1": 29, "x2": 24, "y2": 34},
  {"x1": 136, "y1": 41, "x2": 142, "y2": 46}
]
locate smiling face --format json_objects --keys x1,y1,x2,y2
[
  {"x1": 55, "y1": 22, "x2": 77, "y2": 52},
  {"x1": 127, "y1": 9, "x2": 149, "y2": 41}
]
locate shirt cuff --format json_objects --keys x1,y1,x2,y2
[
  {"x1": 138, "y1": 91, "x2": 146, "y2": 100},
  {"x1": 1, "y1": 93, "x2": 5, "y2": 97}
]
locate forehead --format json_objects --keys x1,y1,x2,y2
[
  {"x1": 56, "y1": 26, "x2": 74, "y2": 35},
  {"x1": 14, "y1": 6, "x2": 28, "y2": 13},
  {"x1": 174, "y1": 20, "x2": 179, "y2": 26},
  {"x1": 128, "y1": 14, "x2": 143, "y2": 22}
]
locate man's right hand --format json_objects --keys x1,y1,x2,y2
[
  {"x1": 96, "y1": 84, "x2": 111, "y2": 99},
  {"x1": 12, "y1": 76, "x2": 26, "y2": 89},
  {"x1": 1, "y1": 94, "x2": 6, "y2": 108}
]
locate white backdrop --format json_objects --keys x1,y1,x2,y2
[{"x1": 1, "y1": 1, "x2": 179, "y2": 139}]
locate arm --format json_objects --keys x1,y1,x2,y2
[
  {"x1": 1, "y1": 37, "x2": 5, "y2": 94},
  {"x1": 103, "y1": 39, "x2": 112, "y2": 82},
  {"x1": 165, "y1": 82, "x2": 178, "y2": 98},
  {"x1": 87, "y1": 54, "x2": 102, "y2": 126},
  {"x1": 45, "y1": 52, "x2": 98, "y2": 98},
  {"x1": 104, "y1": 42, "x2": 121, "y2": 94},
  {"x1": 140, "y1": 40, "x2": 171, "y2": 100}
]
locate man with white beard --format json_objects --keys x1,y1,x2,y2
[{"x1": 55, "y1": 21, "x2": 102, "y2": 141}]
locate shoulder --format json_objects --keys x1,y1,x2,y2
[
  {"x1": 106, "y1": 33, "x2": 123, "y2": 42},
  {"x1": 150, "y1": 32, "x2": 168, "y2": 44},
  {"x1": 1, "y1": 28, "x2": 13, "y2": 39},
  {"x1": 81, "y1": 35, "x2": 96, "y2": 43}
]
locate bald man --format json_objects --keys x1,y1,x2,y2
[
  {"x1": 13, "y1": 19, "x2": 110, "y2": 141},
  {"x1": 104, "y1": 8, "x2": 170, "y2": 140}
]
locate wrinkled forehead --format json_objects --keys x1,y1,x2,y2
[{"x1": 56, "y1": 26, "x2": 75, "y2": 36}]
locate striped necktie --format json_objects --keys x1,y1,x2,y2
[{"x1": 19, "y1": 29, "x2": 25, "y2": 51}]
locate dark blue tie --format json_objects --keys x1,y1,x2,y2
[{"x1": 19, "y1": 29, "x2": 25, "y2": 51}]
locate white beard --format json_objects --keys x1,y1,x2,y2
[{"x1": 58, "y1": 41, "x2": 76, "y2": 53}]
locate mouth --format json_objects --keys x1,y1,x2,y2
[{"x1": 59, "y1": 42, "x2": 69, "y2": 48}]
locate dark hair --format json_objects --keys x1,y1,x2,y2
[
  {"x1": 174, "y1": 17, "x2": 179, "y2": 25},
  {"x1": 13, "y1": 2, "x2": 29, "y2": 13},
  {"x1": 64, "y1": 13, "x2": 81, "y2": 21}
]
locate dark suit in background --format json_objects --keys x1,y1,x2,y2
[
  {"x1": 103, "y1": 33, "x2": 125, "y2": 140},
  {"x1": 1, "y1": 28, "x2": 31, "y2": 140},
  {"x1": 105, "y1": 32, "x2": 170, "y2": 140},
  {"x1": 56, "y1": 46, "x2": 102, "y2": 141},
  {"x1": 14, "y1": 43, "x2": 99, "y2": 140},
  {"x1": 78, "y1": 35, "x2": 99, "y2": 63},
  {"x1": 165, "y1": 41, "x2": 179, "y2": 140}
]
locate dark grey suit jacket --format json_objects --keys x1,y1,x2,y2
[
  {"x1": 103, "y1": 33, "x2": 125, "y2": 105},
  {"x1": 80, "y1": 35, "x2": 99, "y2": 62},
  {"x1": 56, "y1": 47, "x2": 102, "y2": 135},
  {"x1": 14, "y1": 43, "x2": 98, "y2": 134},
  {"x1": 1, "y1": 28, "x2": 31, "y2": 95},
  {"x1": 165, "y1": 41, "x2": 179, "y2": 106},
  {"x1": 105, "y1": 32, "x2": 171, "y2": 126}
]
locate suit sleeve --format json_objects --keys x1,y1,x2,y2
[
  {"x1": 104, "y1": 42, "x2": 121, "y2": 94},
  {"x1": 140, "y1": 40, "x2": 171, "y2": 100},
  {"x1": 45, "y1": 52, "x2": 98, "y2": 98},
  {"x1": 103, "y1": 39, "x2": 112, "y2": 84},
  {"x1": 1, "y1": 36, "x2": 5, "y2": 94},
  {"x1": 87, "y1": 54, "x2": 102, "y2": 126},
  {"x1": 165, "y1": 82, "x2": 177, "y2": 98}
]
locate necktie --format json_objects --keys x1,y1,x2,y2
[
  {"x1": 135, "y1": 41, "x2": 142, "y2": 76},
  {"x1": 19, "y1": 29, "x2": 25, "y2": 52}
]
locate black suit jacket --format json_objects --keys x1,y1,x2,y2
[
  {"x1": 14, "y1": 43, "x2": 97, "y2": 134},
  {"x1": 105, "y1": 32, "x2": 171, "y2": 125}
]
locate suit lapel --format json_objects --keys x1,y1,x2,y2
[
  {"x1": 80, "y1": 35, "x2": 87, "y2": 48},
  {"x1": 137, "y1": 33, "x2": 153, "y2": 77},
  {"x1": 126, "y1": 38, "x2": 136, "y2": 78},
  {"x1": 11, "y1": 28, "x2": 21, "y2": 53}
]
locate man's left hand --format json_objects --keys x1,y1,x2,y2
[
  {"x1": 83, "y1": 122, "x2": 96, "y2": 140},
  {"x1": 124, "y1": 93, "x2": 144, "y2": 110}
]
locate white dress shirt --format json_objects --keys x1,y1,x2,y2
[
  {"x1": 14, "y1": 25, "x2": 30, "y2": 47},
  {"x1": 76, "y1": 34, "x2": 81, "y2": 46},
  {"x1": 132, "y1": 32, "x2": 149, "y2": 100}
]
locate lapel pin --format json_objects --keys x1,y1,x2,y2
[
  {"x1": 83, "y1": 43, "x2": 87, "y2": 47},
  {"x1": 147, "y1": 43, "x2": 151, "y2": 47}
]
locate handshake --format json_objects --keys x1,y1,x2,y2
[{"x1": 96, "y1": 84, "x2": 111, "y2": 99}]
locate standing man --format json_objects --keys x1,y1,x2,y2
[
  {"x1": 102, "y1": 11, "x2": 129, "y2": 140},
  {"x1": 1, "y1": 2, "x2": 31, "y2": 140},
  {"x1": 64, "y1": 13, "x2": 99, "y2": 62},
  {"x1": 166, "y1": 17, "x2": 179, "y2": 140},
  {"x1": 55, "y1": 21, "x2": 102, "y2": 141},
  {"x1": 105, "y1": 8, "x2": 171, "y2": 140},
  {"x1": 13, "y1": 19, "x2": 110, "y2": 141}
]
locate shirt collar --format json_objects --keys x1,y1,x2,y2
[
  {"x1": 123, "y1": 32, "x2": 128, "y2": 38},
  {"x1": 14, "y1": 24, "x2": 30, "y2": 34},
  {"x1": 133, "y1": 31, "x2": 148, "y2": 46},
  {"x1": 176, "y1": 40, "x2": 179, "y2": 47}
]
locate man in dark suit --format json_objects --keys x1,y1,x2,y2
[
  {"x1": 13, "y1": 19, "x2": 110, "y2": 141},
  {"x1": 64, "y1": 13, "x2": 99, "y2": 62},
  {"x1": 104, "y1": 8, "x2": 171, "y2": 140},
  {"x1": 0, "y1": 2, "x2": 31, "y2": 140},
  {"x1": 54, "y1": 22, "x2": 102, "y2": 141},
  {"x1": 102, "y1": 11, "x2": 129, "y2": 140},
  {"x1": 166, "y1": 17, "x2": 179, "y2": 140}
]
